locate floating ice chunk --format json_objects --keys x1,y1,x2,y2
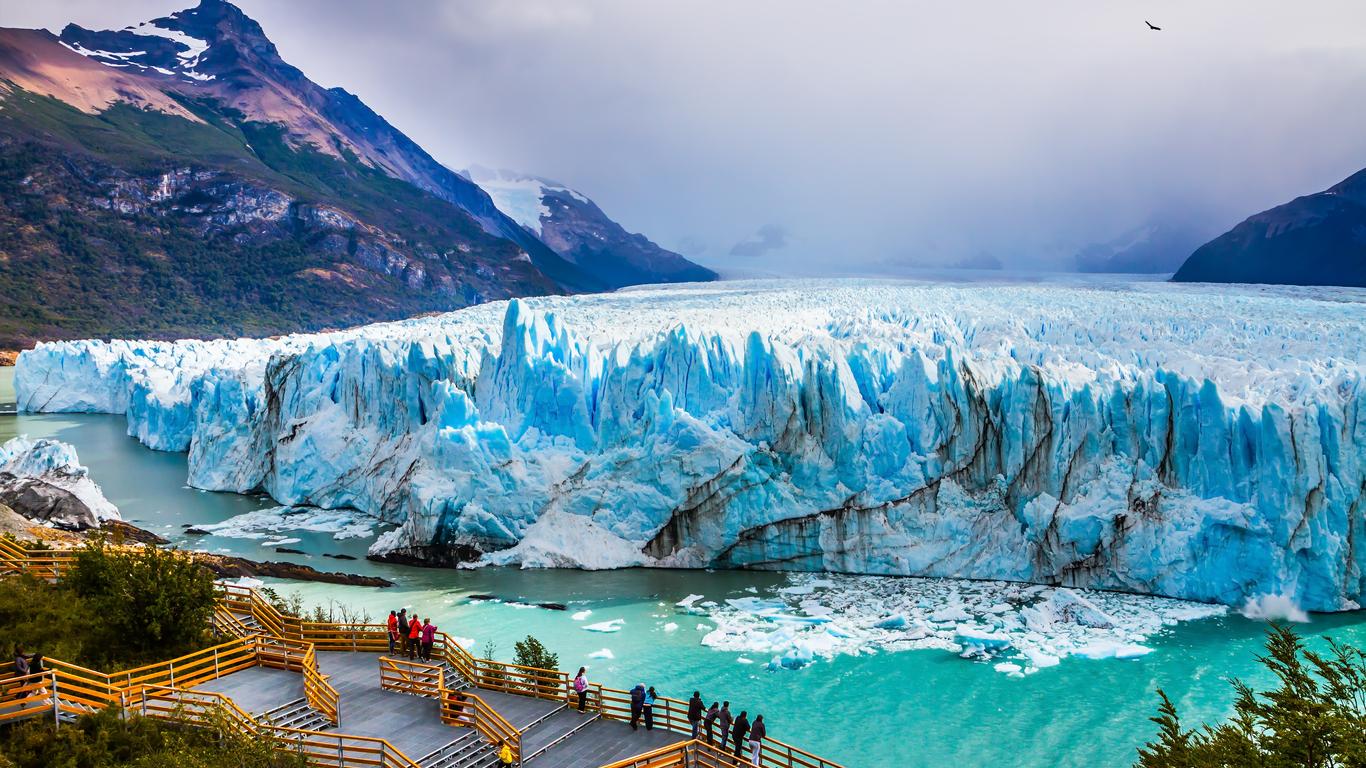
[
  {"x1": 588, "y1": 648, "x2": 615, "y2": 659},
  {"x1": 583, "y1": 619, "x2": 625, "y2": 633},
  {"x1": 663, "y1": 622, "x2": 679, "y2": 633},
  {"x1": 874, "y1": 615, "x2": 908, "y2": 630},
  {"x1": 572, "y1": 610, "x2": 593, "y2": 621},
  {"x1": 929, "y1": 605, "x2": 971, "y2": 623},
  {"x1": 955, "y1": 626, "x2": 1013, "y2": 656},
  {"x1": 994, "y1": 662, "x2": 1024, "y2": 677},
  {"x1": 1075, "y1": 641, "x2": 1153, "y2": 660},
  {"x1": 737, "y1": 657, "x2": 754, "y2": 664},
  {"x1": 193, "y1": 506, "x2": 376, "y2": 540},
  {"x1": 677, "y1": 594, "x2": 704, "y2": 607},
  {"x1": 260, "y1": 538, "x2": 301, "y2": 547}
]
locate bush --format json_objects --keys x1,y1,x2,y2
[
  {"x1": 1136, "y1": 624, "x2": 1366, "y2": 767},
  {"x1": 513, "y1": 635, "x2": 559, "y2": 672},
  {"x1": 0, "y1": 707, "x2": 305, "y2": 768},
  {"x1": 0, "y1": 573, "x2": 90, "y2": 665}
]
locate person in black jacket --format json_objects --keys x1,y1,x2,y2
[
  {"x1": 717, "y1": 702, "x2": 733, "y2": 746},
  {"x1": 731, "y1": 710, "x2": 750, "y2": 758},
  {"x1": 687, "y1": 691, "x2": 705, "y2": 739},
  {"x1": 748, "y1": 715, "x2": 767, "y2": 766},
  {"x1": 629, "y1": 684, "x2": 645, "y2": 731},
  {"x1": 703, "y1": 701, "x2": 720, "y2": 744}
]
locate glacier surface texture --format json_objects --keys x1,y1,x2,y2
[{"x1": 15, "y1": 280, "x2": 1366, "y2": 611}]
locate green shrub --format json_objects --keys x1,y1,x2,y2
[
  {"x1": 67, "y1": 543, "x2": 217, "y2": 668},
  {"x1": 0, "y1": 707, "x2": 305, "y2": 768},
  {"x1": 1136, "y1": 624, "x2": 1366, "y2": 767},
  {"x1": 513, "y1": 635, "x2": 559, "y2": 672}
]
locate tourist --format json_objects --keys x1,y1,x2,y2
[
  {"x1": 407, "y1": 614, "x2": 422, "y2": 660},
  {"x1": 497, "y1": 740, "x2": 513, "y2": 768},
  {"x1": 688, "y1": 690, "x2": 705, "y2": 738},
  {"x1": 420, "y1": 618, "x2": 436, "y2": 661},
  {"x1": 397, "y1": 609, "x2": 408, "y2": 655},
  {"x1": 703, "y1": 701, "x2": 719, "y2": 744},
  {"x1": 13, "y1": 646, "x2": 29, "y2": 677},
  {"x1": 643, "y1": 685, "x2": 658, "y2": 731},
  {"x1": 731, "y1": 711, "x2": 750, "y2": 759},
  {"x1": 573, "y1": 667, "x2": 589, "y2": 712},
  {"x1": 387, "y1": 610, "x2": 399, "y2": 655},
  {"x1": 629, "y1": 683, "x2": 645, "y2": 730},
  {"x1": 717, "y1": 701, "x2": 733, "y2": 747},
  {"x1": 28, "y1": 652, "x2": 44, "y2": 675},
  {"x1": 749, "y1": 715, "x2": 766, "y2": 766}
]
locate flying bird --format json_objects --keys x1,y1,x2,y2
[{"x1": 1145, "y1": 20, "x2": 1162, "y2": 30}]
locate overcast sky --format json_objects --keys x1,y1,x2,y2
[{"x1": 12, "y1": 1, "x2": 1366, "y2": 274}]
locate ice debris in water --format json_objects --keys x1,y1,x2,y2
[
  {"x1": 588, "y1": 648, "x2": 615, "y2": 659},
  {"x1": 583, "y1": 619, "x2": 626, "y2": 633},
  {"x1": 192, "y1": 506, "x2": 377, "y2": 540},
  {"x1": 692, "y1": 573, "x2": 1226, "y2": 675}
]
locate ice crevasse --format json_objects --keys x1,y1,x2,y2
[{"x1": 14, "y1": 280, "x2": 1366, "y2": 611}]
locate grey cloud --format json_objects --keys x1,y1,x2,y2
[
  {"x1": 14, "y1": 1, "x2": 1366, "y2": 274},
  {"x1": 729, "y1": 224, "x2": 788, "y2": 258}
]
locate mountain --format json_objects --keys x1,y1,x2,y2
[
  {"x1": 1074, "y1": 221, "x2": 1214, "y2": 274},
  {"x1": 0, "y1": 1, "x2": 711, "y2": 346},
  {"x1": 466, "y1": 167, "x2": 716, "y2": 288},
  {"x1": 1173, "y1": 169, "x2": 1366, "y2": 287}
]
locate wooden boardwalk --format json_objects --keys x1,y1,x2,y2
[{"x1": 195, "y1": 651, "x2": 688, "y2": 767}]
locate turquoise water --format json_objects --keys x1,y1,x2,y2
[{"x1": 2, "y1": 367, "x2": 1364, "y2": 767}]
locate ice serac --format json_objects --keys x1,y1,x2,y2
[
  {"x1": 14, "y1": 280, "x2": 1366, "y2": 611},
  {"x1": 0, "y1": 436, "x2": 120, "y2": 528}
]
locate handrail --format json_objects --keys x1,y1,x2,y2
[
  {"x1": 3, "y1": 544, "x2": 846, "y2": 768},
  {"x1": 379, "y1": 656, "x2": 444, "y2": 699},
  {"x1": 442, "y1": 688, "x2": 522, "y2": 765}
]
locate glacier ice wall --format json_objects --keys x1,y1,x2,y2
[{"x1": 15, "y1": 280, "x2": 1366, "y2": 610}]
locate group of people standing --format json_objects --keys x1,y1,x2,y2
[
  {"x1": 626, "y1": 683, "x2": 768, "y2": 766},
  {"x1": 386, "y1": 609, "x2": 438, "y2": 662}
]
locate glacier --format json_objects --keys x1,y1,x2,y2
[
  {"x1": 0, "y1": 436, "x2": 121, "y2": 525},
  {"x1": 13, "y1": 279, "x2": 1366, "y2": 611}
]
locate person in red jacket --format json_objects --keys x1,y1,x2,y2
[
  {"x1": 407, "y1": 614, "x2": 421, "y2": 660},
  {"x1": 386, "y1": 610, "x2": 399, "y2": 655}
]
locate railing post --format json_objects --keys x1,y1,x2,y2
[
  {"x1": 214, "y1": 646, "x2": 220, "y2": 678},
  {"x1": 51, "y1": 672, "x2": 59, "y2": 726}
]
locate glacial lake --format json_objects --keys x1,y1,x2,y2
[{"x1": 3, "y1": 366, "x2": 1364, "y2": 768}]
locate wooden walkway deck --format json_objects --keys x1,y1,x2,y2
[{"x1": 194, "y1": 651, "x2": 687, "y2": 767}]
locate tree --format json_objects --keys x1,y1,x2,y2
[
  {"x1": 69, "y1": 542, "x2": 217, "y2": 667},
  {"x1": 1136, "y1": 624, "x2": 1366, "y2": 767},
  {"x1": 513, "y1": 635, "x2": 559, "y2": 671}
]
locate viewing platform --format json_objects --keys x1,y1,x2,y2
[{"x1": 0, "y1": 540, "x2": 845, "y2": 768}]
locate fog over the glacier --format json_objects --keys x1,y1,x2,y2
[{"x1": 15, "y1": 0, "x2": 1366, "y2": 274}]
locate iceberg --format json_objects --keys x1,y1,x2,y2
[
  {"x1": 0, "y1": 436, "x2": 120, "y2": 527},
  {"x1": 14, "y1": 279, "x2": 1366, "y2": 610}
]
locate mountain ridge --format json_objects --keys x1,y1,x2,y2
[{"x1": 0, "y1": 0, "x2": 711, "y2": 346}]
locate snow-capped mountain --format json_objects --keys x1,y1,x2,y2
[
  {"x1": 467, "y1": 167, "x2": 717, "y2": 288},
  {"x1": 1174, "y1": 168, "x2": 1366, "y2": 287},
  {"x1": 0, "y1": 0, "x2": 711, "y2": 345},
  {"x1": 16, "y1": 279, "x2": 1366, "y2": 612}
]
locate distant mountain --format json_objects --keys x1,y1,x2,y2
[
  {"x1": 1075, "y1": 222, "x2": 1213, "y2": 274},
  {"x1": 0, "y1": 0, "x2": 710, "y2": 346},
  {"x1": 1173, "y1": 169, "x2": 1366, "y2": 287},
  {"x1": 466, "y1": 167, "x2": 716, "y2": 288}
]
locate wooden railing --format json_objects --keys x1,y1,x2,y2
[
  {"x1": 597, "y1": 739, "x2": 740, "y2": 768},
  {"x1": 138, "y1": 685, "x2": 417, "y2": 768},
  {"x1": 0, "y1": 670, "x2": 58, "y2": 725},
  {"x1": 441, "y1": 688, "x2": 522, "y2": 765},
  {"x1": 378, "y1": 656, "x2": 443, "y2": 699},
  {"x1": 3, "y1": 542, "x2": 846, "y2": 768}
]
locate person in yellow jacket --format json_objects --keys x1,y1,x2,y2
[{"x1": 498, "y1": 741, "x2": 514, "y2": 767}]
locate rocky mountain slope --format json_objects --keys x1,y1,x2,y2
[
  {"x1": 1173, "y1": 168, "x2": 1366, "y2": 287},
  {"x1": 0, "y1": 1, "x2": 711, "y2": 346},
  {"x1": 1074, "y1": 221, "x2": 1213, "y2": 274},
  {"x1": 468, "y1": 167, "x2": 716, "y2": 288}
]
